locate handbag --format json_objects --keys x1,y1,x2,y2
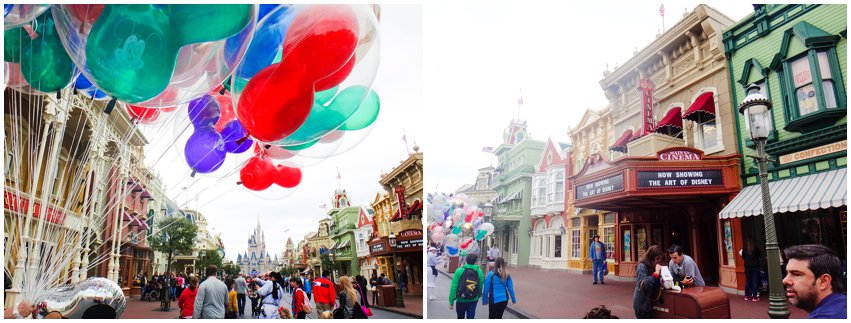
[
  {"x1": 362, "y1": 306, "x2": 373, "y2": 317},
  {"x1": 300, "y1": 289, "x2": 313, "y2": 314}
]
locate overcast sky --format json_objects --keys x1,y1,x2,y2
[
  {"x1": 142, "y1": 4, "x2": 423, "y2": 261},
  {"x1": 423, "y1": 1, "x2": 753, "y2": 193}
]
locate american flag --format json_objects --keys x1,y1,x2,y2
[
  {"x1": 482, "y1": 146, "x2": 494, "y2": 154},
  {"x1": 659, "y1": 4, "x2": 665, "y2": 17}
]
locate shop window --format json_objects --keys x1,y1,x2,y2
[
  {"x1": 603, "y1": 213, "x2": 615, "y2": 224},
  {"x1": 722, "y1": 221, "x2": 735, "y2": 266},
  {"x1": 571, "y1": 217, "x2": 581, "y2": 227},
  {"x1": 554, "y1": 235, "x2": 562, "y2": 258},
  {"x1": 547, "y1": 172, "x2": 555, "y2": 203},
  {"x1": 545, "y1": 236, "x2": 551, "y2": 258},
  {"x1": 622, "y1": 229, "x2": 632, "y2": 262},
  {"x1": 603, "y1": 226, "x2": 615, "y2": 260},
  {"x1": 697, "y1": 118, "x2": 718, "y2": 150},
  {"x1": 571, "y1": 229, "x2": 581, "y2": 259}
]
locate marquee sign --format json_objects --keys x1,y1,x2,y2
[
  {"x1": 575, "y1": 173, "x2": 624, "y2": 200},
  {"x1": 393, "y1": 239, "x2": 422, "y2": 250},
  {"x1": 369, "y1": 242, "x2": 386, "y2": 253},
  {"x1": 637, "y1": 169, "x2": 723, "y2": 189}
]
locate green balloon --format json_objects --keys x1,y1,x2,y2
[
  {"x1": 278, "y1": 86, "x2": 370, "y2": 145},
  {"x1": 85, "y1": 4, "x2": 252, "y2": 102},
  {"x1": 452, "y1": 226, "x2": 461, "y2": 235},
  {"x1": 4, "y1": 9, "x2": 75, "y2": 92},
  {"x1": 339, "y1": 88, "x2": 380, "y2": 131},
  {"x1": 314, "y1": 86, "x2": 339, "y2": 105},
  {"x1": 282, "y1": 138, "x2": 320, "y2": 151},
  {"x1": 475, "y1": 230, "x2": 487, "y2": 241}
]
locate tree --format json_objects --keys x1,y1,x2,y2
[
  {"x1": 320, "y1": 253, "x2": 337, "y2": 280},
  {"x1": 222, "y1": 260, "x2": 240, "y2": 277},
  {"x1": 196, "y1": 249, "x2": 224, "y2": 276},
  {"x1": 149, "y1": 217, "x2": 196, "y2": 307}
]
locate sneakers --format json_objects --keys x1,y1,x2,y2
[
  {"x1": 593, "y1": 282, "x2": 598, "y2": 285},
  {"x1": 744, "y1": 296, "x2": 750, "y2": 301},
  {"x1": 753, "y1": 297, "x2": 760, "y2": 302},
  {"x1": 428, "y1": 296, "x2": 436, "y2": 301}
]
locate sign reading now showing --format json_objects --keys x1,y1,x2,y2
[
  {"x1": 637, "y1": 169, "x2": 723, "y2": 189},
  {"x1": 576, "y1": 174, "x2": 624, "y2": 200}
]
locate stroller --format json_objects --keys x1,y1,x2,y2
[{"x1": 143, "y1": 282, "x2": 162, "y2": 302}]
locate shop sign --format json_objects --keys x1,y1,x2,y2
[
  {"x1": 393, "y1": 239, "x2": 423, "y2": 250},
  {"x1": 637, "y1": 169, "x2": 723, "y2": 189},
  {"x1": 369, "y1": 243, "x2": 386, "y2": 253},
  {"x1": 779, "y1": 140, "x2": 846, "y2": 165},
  {"x1": 575, "y1": 173, "x2": 624, "y2": 200},
  {"x1": 4, "y1": 191, "x2": 65, "y2": 224},
  {"x1": 658, "y1": 149, "x2": 701, "y2": 161},
  {"x1": 639, "y1": 78, "x2": 656, "y2": 136},
  {"x1": 398, "y1": 229, "x2": 422, "y2": 237}
]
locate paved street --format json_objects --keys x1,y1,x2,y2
[
  {"x1": 122, "y1": 292, "x2": 415, "y2": 319},
  {"x1": 427, "y1": 271, "x2": 521, "y2": 319},
  {"x1": 431, "y1": 266, "x2": 808, "y2": 319}
]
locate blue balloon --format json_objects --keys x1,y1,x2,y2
[
  {"x1": 220, "y1": 120, "x2": 253, "y2": 153},
  {"x1": 235, "y1": 5, "x2": 297, "y2": 79},
  {"x1": 74, "y1": 73, "x2": 107, "y2": 99},
  {"x1": 187, "y1": 94, "x2": 221, "y2": 128},
  {"x1": 446, "y1": 246, "x2": 459, "y2": 256},
  {"x1": 258, "y1": 4, "x2": 281, "y2": 21},
  {"x1": 184, "y1": 126, "x2": 226, "y2": 174},
  {"x1": 4, "y1": 4, "x2": 13, "y2": 17}
]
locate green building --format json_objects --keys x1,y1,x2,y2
[
  {"x1": 720, "y1": 4, "x2": 847, "y2": 292},
  {"x1": 492, "y1": 119, "x2": 545, "y2": 267},
  {"x1": 328, "y1": 189, "x2": 360, "y2": 277}
]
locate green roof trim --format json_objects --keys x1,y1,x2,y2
[
  {"x1": 737, "y1": 58, "x2": 767, "y2": 87},
  {"x1": 772, "y1": 21, "x2": 841, "y2": 70}
]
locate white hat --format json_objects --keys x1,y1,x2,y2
[{"x1": 428, "y1": 247, "x2": 438, "y2": 252}]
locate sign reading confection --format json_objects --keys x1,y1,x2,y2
[
  {"x1": 779, "y1": 140, "x2": 846, "y2": 165},
  {"x1": 637, "y1": 169, "x2": 723, "y2": 189},
  {"x1": 575, "y1": 173, "x2": 624, "y2": 200}
]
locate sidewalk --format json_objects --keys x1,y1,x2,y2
[
  {"x1": 438, "y1": 266, "x2": 808, "y2": 319},
  {"x1": 367, "y1": 292, "x2": 423, "y2": 318}
]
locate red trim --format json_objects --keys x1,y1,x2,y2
[
  {"x1": 653, "y1": 107, "x2": 683, "y2": 136},
  {"x1": 609, "y1": 129, "x2": 634, "y2": 153},
  {"x1": 405, "y1": 200, "x2": 422, "y2": 216},
  {"x1": 683, "y1": 92, "x2": 715, "y2": 122},
  {"x1": 390, "y1": 209, "x2": 401, "y2": 222}
]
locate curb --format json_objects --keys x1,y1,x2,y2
[
  {"x1": 437, "y1": 270, "x2": 535, "y2": 319},
  {"x1": 369, "y1": 305, "x2": 424, "y2": 319}
]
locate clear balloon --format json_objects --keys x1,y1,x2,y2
[
  {"x1": 4, "y1": 8, "x2": 76, "y2": 92},
  {"x1": 51, "y1": 4, "x2": 257, "y2": 106},
  {"x1": 3, "y1": 4, "x2": 50, "y2": 30},
  {"x1": 187, "y1": 94, "x2": 221, "y2": 128}
]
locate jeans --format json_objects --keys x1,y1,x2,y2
[
  {"x1": 237, "y1": 293, "x2": 246, "y2": 315},
  {"x1": 592, "y1": 259, "x2": 606, "y2": 283},
  {"x1": 745, "y1": 267, "x2": 760, "y2": 298},
  {"x1": 170, "y1": 287, "x2": 176, "y2": 299},
  {"x1": 455, "y1": 301, "x2": 477, "y2": 319},
  {"x1": 488, "y1": 301, "x2": 508, "y2": 319}
]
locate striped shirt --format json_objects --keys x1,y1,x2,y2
[{"x1": 193, "y1": 276, "x2": 229, "y2": 319}]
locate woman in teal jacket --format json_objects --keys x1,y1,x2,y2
[{"x1": 481, "y1": 257, "x2": 516, "y2": 319}]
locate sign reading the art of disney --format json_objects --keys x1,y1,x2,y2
[
  {"x1": 575, "y1": 173, "x2": 624, "y2": 200},
  {"x1": 637, "y1": 169, "x2": 723, "y2": 189}
]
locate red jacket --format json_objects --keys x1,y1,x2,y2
[
  {"x1": 178, "y1": 288, "x2": 197, "y2": 318},
  {"x1": 312, "y1": 277, "x2": 336, "y2": 305},
  {"x1": 292, "y1": 288, "x2": 306, "y2": 316}
]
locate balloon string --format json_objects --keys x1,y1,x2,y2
[{"x1": 22, "y1": 24, "x2": 38, "y2": 39}]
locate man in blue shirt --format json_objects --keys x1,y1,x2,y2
[
  {"x1": 589, "y1": 235, "x2": 607, "y2": 285},
  {"x1": 301, "y1": 273, "x2": 312, "y2": 300},
  {"x1": 782, "y1": 244, "x2": 846, "y2": 319}
]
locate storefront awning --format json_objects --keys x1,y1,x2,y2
[
  {"x1": 609, "y1": 129, "x2": 634, "y2": 153},
  {"x1": 329, "y1": 242, "x2": 339, "y2": 250},
  {"x1": 720, "y1": 168, "x2": 846, "y2": 219},
  {"x1": 683, "y1": 92, "x2": 715, "y2": 123},
  {"x1": 653, "y1": 107, "x2": 683, "y2": 137},
  {"x1": 338, "y1": 240, "x2": 350, "y2": 249}
]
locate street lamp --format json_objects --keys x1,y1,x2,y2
[
  {"x1": 481, "y1": 203, "x2": 494, "y2": 273},
  {"x1": 738, "y1": 83, "x2": 789, "y2": 319},
  {"x1": 387, "y1": 232, "x2": 404, "y2": 307}
]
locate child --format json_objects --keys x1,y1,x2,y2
[{"x1": 226, "y1": 279, "x2": 237, "y2": 319}]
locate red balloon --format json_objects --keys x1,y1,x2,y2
[
  {"x1": 237, "y1": 5, "x2": 359, "y2": 143},
  {"x1": 126, "y1": 105, "x2": 161, "y2": 124},
  {"x1": 160, "y1": 106, "x2": 177, "y2": 113},
  {"x1": 274, "y1": 165, "x2": 302, "y2": 188},
  {"x1": 240, "y1": 155, "x2": 276, "y2": 191},
  {"x1": 252, "y1": 143, "x2": 295, "y2": 160},
  {"x1": 66, "y1": 4, "x2": 104, "y2": 24},
  {"x1": 214, "y1": 93, "x2": 235, "y2": 132}
]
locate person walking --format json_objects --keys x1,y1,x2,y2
[
  {"x1": 783, "y1": 244, "x2": 846, "y2": 318},
  {"x1": 355, "y1": 275, "x2": 370, "y2": 308},
  {"x1": 290, "y1": 278, "x2": 308, "y2": 319},
  {"x1": 369, "y1": 272, "x2": 380, "y2": 306},
  {"x1": 248, "y1": 282, "x2": 261, "y2": 318},
  {"x1": 178, "y1": 276, "x2": 199, "y2": 319},
  {"x1": 739, "y1": 238, "x2": 762, "y2": 301},
  {"x1": 175, "y1": 274, "x2": 185, "y2": 303},
  {"x1": 481, "y1": 257, "x2": 516, "y2": 319},
  {"x1": 334, "y1": 276, "x2": 367, "y2": 319},
  {"x1": 590, "y1": 234, "x2": 607, "y2": 285},
  {"x1": 256, "y1": 272, "x2": 285, "y2": 319},
  {"x1": 226, "y1": 279, "x2": 238, "y2": 319},
  {"x1": 633, "y1": 245, "x2": 665, "y2": 319},
  {"x1": 235, "y1": 273, "x2": 248, "y2": 317},
  {"x1": 449, "y1": 253, "x2": 485, "y2": 319},
  {"x1": 193, "y1": 265, "x2": 229, "y2": 319},
  {"x1": 170, "y1": 272, "x2": 178, "y2": 301},
  {"x1": 139, "y1": 272, "x2": 149, "y2": 301},
  {"x1": 313, "y1": 270, "x2": 336, "y2": 314},
  {"x1": 301, "y1": 273, "x2": 313, "y2": 301},
  {"x1": 487, "y1": 245, "x2": 500, "y2": 271},
  {"x1": 428, "y1": 247, "x2": 441, "y2": 300},
  {"x1": 397, "y1": 268, "x2": 408, "y2": 293}
]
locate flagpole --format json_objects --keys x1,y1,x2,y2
[{"x1": 402, "y1": 129, "x2": 410, "y2": 154}]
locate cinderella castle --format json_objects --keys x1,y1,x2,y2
[{"x1": 237, "y1": 218, "x2": 281, "y2": 276}]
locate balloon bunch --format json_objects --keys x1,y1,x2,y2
[
  {"x1": 4, "y1": 4, "x2": 382, "y2": 196},
  {"x1": 427, "y1": 193, "x2": 495, "y2": 257}
]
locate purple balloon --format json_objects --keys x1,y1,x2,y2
[
  {"x1": 187, "y1": 94, "x2": 221, "y2": 128},
  {"x1": 184, "y1": 126, "x2": 226, "y2": 173},
  {"x1": 221, "y1": 120, "x2": 253, "y2": 153}
]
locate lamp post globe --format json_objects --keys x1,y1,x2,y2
[{"x1": 737, "y1": 83, "x2": 789, "y2": 319}]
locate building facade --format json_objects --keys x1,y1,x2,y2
[
  {"x1": 455, "y1": 166, "x2": 498, "y2": 207},
  {"x1": 355, "y1": 206, "x2": 376, "y2": 279},
  {"x1": 719, "y1": 4, "x2": 847, "y2": 293},
  {"x1": 328, "y1": 189, "x2": 360, "y2": 277},
  {"x1": 529, "y1": 138, "x2": 571, "y2": 269},
  {"x1": 235, "y1": 218, "x2": 279, "y2": 276},
  {"x1": 491, "y1": 119, "x2": 544, "y2": 267}
]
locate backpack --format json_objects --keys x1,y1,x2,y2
[
  {"x1": 456, "y1": 268, "x2": 480, "y2": 300},
  {"x1": 300, "y1": 289, "x2": 313, "y2": 314}
]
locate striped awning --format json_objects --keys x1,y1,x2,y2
[{"x1": 720, "y1": 168, "x2": 846, "y2": 219}]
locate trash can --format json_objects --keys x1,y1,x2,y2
[
  {"x1": 448, "y1": 256, "x2": 459, "y2": 273},
  {"x1": 651, "y1": 286, "x2": 730, "y2": 319},
  {"x1": 376, "y1": 285, "x2": 397, "y2": 307}
]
